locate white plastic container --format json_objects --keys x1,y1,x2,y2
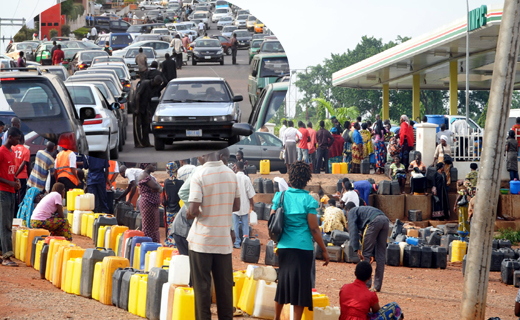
[
  {"x1": 252, "y1": 280, "x2": 277, "y2": 319},
  {"x1": 399, "y1": 242, "x2": 407, "y2": 266},
  {"x1": 87, "y1": 193, "x2": 95, "y2": 210},
  {"x1": 159, "y1": 282, "x2": 170, "y2": 320},
  {"x1": 314, "y1": 306, "x2": 340, "y2": 320},
  {"x1": 75, "y1": 194, "x2": 96, "y2": 211},
  {"x1": 246, "y1": 264, "x2": 258, "y2": 278},
  {"x1": 105, "y1": 228, "x2": 111, "y2": 250},
  {"x1": 168, "y1": 255, "x2": 190, "y2": 285},
  {"x1": 72, "y1": 210, "x2": 84, "y2": 235},
  {"x1": 250, "y1": 211, "x2": 258, "y2": 226},
  {"x1": 149, "y1": 251, "x2": 157, "y2": 272}
]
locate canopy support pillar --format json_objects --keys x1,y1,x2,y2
[
  {"x1": 382, "y1": 84, "x2": 389, "y2": 120},
  {"x1": 412, "y1": 74, "x2": 420, "y2": 122},
  {"x1": 449, "y1": 60, "x2": 458, "y2": 115}
]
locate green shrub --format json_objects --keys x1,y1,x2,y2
[
  {"x1": 73, "y1": 27, "x2": 91, "y2": 39},
  {"x1": 61, "y1": 24, "x2": 71, "y2": 37},
  {"x1": 494, "y1": 228, "x2": 520, "y2": 245},
  {"x1": 49, "y1": 29, "x2": 59, "y2": 39}
]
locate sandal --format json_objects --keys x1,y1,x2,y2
[{"x1": 2, "y1": 259, "x2": 18, "y2": 267}]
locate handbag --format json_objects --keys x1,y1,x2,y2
[
  {"x1": 279, "y1": 150, "x2": 285, "y2": 160},
  {"x1": 268, "y1": 191, "x2": 286, "y2": 242},
  {"x1": 457, "y1": 194, "x2": 468, "y2": 206}
]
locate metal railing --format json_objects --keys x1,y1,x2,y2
[{"x1": 451, "y1": 128, "x2": 484, "y2": 163}]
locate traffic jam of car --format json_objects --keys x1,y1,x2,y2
[{"x1": 0, "y1": 0, "x2": 289, "y2": 160}]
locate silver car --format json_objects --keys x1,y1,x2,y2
[
  {"x1": 123, "y1": 47, "x2": 157, "y2": 73},
  {"x1": 217, "y1": 16, "x2": 233, "y2": 30},
  {"x1": 234, "y1": 14, "x2": 248, "y2": 29},
  {"x1": 151, "y1": 77, "x2": 252, "y2": 149},
  {"x1": 227, "y1": 131, "x2": 286, "y2": 173},
  {"x1": 222, "y1": 25, "x2": 237, "y2": 38}
]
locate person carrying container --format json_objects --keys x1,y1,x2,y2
[{"x1": 345, "y1": 203, "x2": 389, "y2": 292}]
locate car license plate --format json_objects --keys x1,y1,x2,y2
[
  {"x1": 205, "y1": 56, "x2": 211, "y2": 59},
  {"x1": 186, "y1": 129, "x2": 202, "y2": 137}
]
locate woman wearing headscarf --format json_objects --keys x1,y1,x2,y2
[
  {"x1": 373, "y1": 119, "x2": 387, "y2": 174},
  {"x1": 138, "y1": 164, "x2": 163, "y2": 243},
  {"x1": 163, "y1": 162, "x2": 184, "y2": 246},
  {"x1": 360, "y1": 123, "x2": 373, "y2": 159},
  {"x1": 17, "y1": 187, "x2": 44, "y2": 227},
  {"x1": 351, "y1": 122, "x2": 364, "y2": 173},
  {"x1": 342, "y1": 121, "x2": 353, "y2": 172},
  {"x1": 506, "y1": 130, "x2": 519, "y2": 181},
  {"x1": 431, "y1": 162, "x2": 450, "y2": 220},
  {"x1": 399, "y1": 115, "x2": 415, "y2": 168},
  {"x1": 387, "y1": 136, "x2": 401, "y2": 164},
  {"x1": 328, "y1": 125, "x2": 345, "y2": 172},
  {"x1": 432, "y1": 135, "x2": 453, "y2": 185},
  {"x1": 383, "y1": 121, "x2": 394, "y2": 142}
]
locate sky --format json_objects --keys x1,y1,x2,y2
[{"x1": 2, "y1": 0, "x2": 505, "y2": 69}]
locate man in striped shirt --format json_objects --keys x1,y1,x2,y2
[
  {"x1": 187, "y1": 148, "x2": 240, "y2": 319},
  {"x1": 27, "y1": 141, "x2": 55, "y2": 191}
]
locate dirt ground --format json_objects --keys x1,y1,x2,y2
[{"x1": 1, "y1": 219, "x2": 519, "y2": 320}]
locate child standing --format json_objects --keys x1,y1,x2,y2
[{"x1": 454, "y1": 180, "x2": 471, "y2": 237}]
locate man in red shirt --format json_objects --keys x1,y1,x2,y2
[
  {"x1": 306, "y1": 121, "x2": 317, "y2": 172},
  {"x1": 512, "y1": 117, "x2": 520, "y2": 158},
  {"x1": 13, "y1": 135, "x2": 30, "y2": 212},
  {"x1": 297, "y1": 121, "x2": 309, "y2": 164},
  {"x1": 0, "y1": 127, "x2": 22, "y2": 267},
  {"x1": 52, "y1": 44, "x2": 65, "y2": 66}
]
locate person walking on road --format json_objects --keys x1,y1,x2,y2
[
  {"x1": 133, "y1": 75, "x2": 163, "y2": 148},
  {"x1": 138, "y1": 163, "x2": 163, "y2": 243},
  {"x1": 85, "y1": 156, "x2": 109, "y2": 213},
  {"x1": 90, "y1": 25, "x2": 97, "y2": 40},
  {"x1": 187, "y1": 148, "x2": 240, "y2": 319},
  {"x1": 170, "y1": 34, "x2": 184, "y2": 70},
  {"x1": 17, "y1": 51, "x2": 25, "y2": 68},
  {"x1": 0, "y1": 127, "x2": 22, "y2": 267},
  {"x1": 315, "y1": 120, "x2": 334, "y2": 174},
  {"x1": 135, "y1": 47, "x2": 148, "y2": 79},
  {"x1": 198, "y1": 21, "x2": 205, "y2": 36},
  {"x1": 52, "y1": 44, "x2": 64, "y2": 66},
  {"x1": 103, "y1": 41, "x2": 112, "y2": 56},
  {"x1": 161, "y1": 53, "x2": 177, "y2": 83},
  {"x1": 282, "y1": 120, "x2": 302, "y2": 173},
  {"x1": 55, "y1": 147, "x2": 79, "y2": 192},
  {"x1": 50, "y1": 41, "x2": 58, "y2": 63},
  {"x1": 182, "y1": 34, "x2": 190, "y2": 50},
  {"x1": 345, "y1": 203, "x2": 390, "y2": 292},
  {"x1": 230, "y1": 33, "x2": 238, "y2": 65},
  {"x1": 232, "y1": 161, "x2": 255, "y2": 249}
]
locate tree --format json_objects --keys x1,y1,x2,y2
[
  {"x1": 13, "y1": 25, "x2": 39, "y2": 42},
  {"x1": 61, "y1": 0, "x2": 85, "y2": 21},
  {"x1": 311, "y1": 95, "x2": 360, "y2": 125},
  {"x1": 49, "y1": 29, "x2": 59, "y2": 39}
]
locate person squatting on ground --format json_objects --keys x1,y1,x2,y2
[{"x1": 30, "y1": 182, "x2": 72, "y2": 241}]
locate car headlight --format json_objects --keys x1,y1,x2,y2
[
  {"x1": 217, "y1": 49, "x2": 223, "y2": 54},
  {"x1": 154, "y1": 116, "x2": 174, "y2": 122},
  {"x1": 212, "y1": 115, "x2": 230, "y2": 121}
]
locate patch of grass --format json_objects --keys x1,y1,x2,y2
[
  {"x1": 73, "y1": 27, "x2": 91, "y2": 39},
  {"x1": 494, "y1": 228, "x2": 520, "y2": 245}
]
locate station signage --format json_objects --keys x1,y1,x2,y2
[{"x1": 468, "y1": 5, "x2": 487, "y2": 31}]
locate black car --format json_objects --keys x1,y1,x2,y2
[
  {"x1": 0, "y1": 71, "x2": 94, "y2": 155},
  {"x1": 0, "y1": 111, "x2": 33, "y2": 135},
  {"x1": 191, "y1": 38, "x2": 224, "y2": 65},
  {"x1": 232, "y1": 30, "x2": 252, "y2": 49},
  {"x1": 70, "y1": 50, "x2": 110, "y2": 72}
]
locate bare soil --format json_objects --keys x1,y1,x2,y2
[{"x1": 1, "y1": 219, "x2": 518, "y2": 320}]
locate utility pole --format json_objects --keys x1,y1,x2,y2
[
  {"x1": 460, "y1": 0, "x2": 520, "y2": 319},
  {"x1": 0, "y1": 18, "x2": 26, "y2": 52}
]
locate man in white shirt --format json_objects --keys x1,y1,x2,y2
[
  {"x1": 279, "y1": 119, "x2": 287, "y2": 143},
  {"x1": 198, "y1": 21, "x2": 205, "y2": 35},
  {"x1": 116, "y1": 165, "x2": 144, "y2": 206},
  {"x1": 282, "y1": 120, "x2": 302, "y2": 172},
  {"x1": 187, "y1": 148, "x2": 240, "y2": 319},
  {"x1": 177, "y1": 159, "x2": 196, "y2": 182},
  {"x1": 90, "y1": 26, "x2": 97, "y2": 40},
  {"x1": 232, "y1": 161, "x2": 256, "y2": 249},
  {"x1": 340, "y1": 178, "x2": 359, "y2": 207},
  {"x1": 435, "y1": 123, "x2": 455, "y2": 145},
  {"x1": 451, "y1": 119, "x2": 471, "y2": 158}
]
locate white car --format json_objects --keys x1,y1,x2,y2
[
  {"x1": 234, "y1": 14, "x2": 248, "y2": 29},
  {"x1": 222, "y1": 25, "x2": 237, "y2": 38},
  {"x1": 113, "y1": 40, "x2": 170, "y2": 63},
  {"x1": 139, "y1": 0, "x2": 163, "y2": 10},
  {"x1": 192, "y1": 11, "x2": 210, "y2": 30},
  {"x1": 212, "y1": 8, "x2": 232, "y2": 23},
  {"x1": 151, "y1": 28, "x2": 173, "y2": 36},
  {"x1": 217, "y1": 16, "x2": 233, "y2": 29},
  {"x1": 65, "y1": 83, "x2": 121, "y2": 159},
  {"x1": 122, "y1": 47, "x2": 157, "y2": 72}
]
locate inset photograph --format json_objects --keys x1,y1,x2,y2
[{"x1": 0, "y1": 0, "x2": 289, "y2": 163}]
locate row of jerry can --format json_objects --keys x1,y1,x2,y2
[{"x1": 66, "y1": 189, "x2": 95, "y2": 211}]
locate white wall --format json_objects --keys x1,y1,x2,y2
[{"x1": 453, "y1": 161, "x2": 512, "y2": 184}]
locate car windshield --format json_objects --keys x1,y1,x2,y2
[
  {"x1": 127, "y1": 25, "x2": 142, "y2": 33},
  {"x1": 111, "y1": 34, "x2": 133, "y2": 45},
  {"x1": 79, "y1": 41, "x2": 100, "y2": 49},
  {"x1": 92, "y1": 67, "x2": 126, "y2": 78},
  {"x1": 220, "y1": 17, "x2": 232, "y2": 21},
  {"x1": 260, "y1": 57, "x2": 289, "y2": 78},
  {"x1": 15, "y1": 43, "x2": 35, "y2": 50},
  {"x1": 256, "y1": 20, "x2": 263, "y2": 24},
  {"x1": 63, "y1": 49, "x2": 82, "y2": 59},
  {"x1": 92, "y1": 57, "x2": 125, "y2": 64},
  {"x1": 175, "y1": 24, "x2": 188, "y2": 30},
  {"x1": 237, "y1": 15, "x2": 248, "y2": 20},
  {"x1": 223, "y1": 26, "x2": 236, "y2": 32},
  {"x1": 48, "y1": 69, "x2": 66, "y2": 81},
  {"x1": 80, "y1": 51, "x2": 108, "y2": 61},
  {"x1": 194, "y1": 14, "x2": 206, "y2": 19},
  {"x1": 66, "y1": 86, "x2": 96, "y2": 105},
  {"x1": 125, "y1": 48, "x2": 154, "y2": 58},
  {"x1": 234, "y1": 31, "x2": 249, "y2": 37},
  {"x1": 163, "y1": 82, "x2": 231, "y2": 102},
  {"x1": 251, "y1": 40, "x2": 262, "y2": 48},
  {"x1": 252, "y1": 34, "x2": 266, "y2": 40},
  {"x1": 69, "y1": 78, "x2": 119, "y2": 97},
  {"x1": 216, "y1": 0, "x2": 227, "y2": 5},
  {"x1": 264, "y1": 91, "x2": 287, "y2": 124},
  {"x1": 0, "y1": 79, "x2": 67, "y2": 123},
  {"x1": 247, "y1": 16, "x2": 256, "y2": 21},
  {"x1": 134, "y1": 35, "x2": 160, "y2": 42},
  {"x1": 96, "y1": 20, "x2": 110, "y2": 26},
  {"x1": 215, "y1": 9, "x2": 227, "y2": 13},
  {"x1": 261, "y1": 41, "x2": 284, "y2": 53},
  {"x1": 92, "y1": 84, "x2": 110, "y2": 99},
  {"x1": 195, "y1": 39, "x2": 220, "y2": 47},
  {"x1": 153, "y1": 29, "x2": 169, "y2": 35}
]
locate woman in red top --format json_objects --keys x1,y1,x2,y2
[
  {"x1": 328, "y1": 125, "x2": 345, "y2": 172},
  {"x1": 399, "y1": 115, "x2": 414, "y2": 168},
  {"x1": 340, "y1": 261, "x2": 403, "y2": 320}
]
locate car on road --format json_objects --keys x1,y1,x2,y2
[
  {"x1": 228, "y1": 132, "x2": 286, "y2": 173},
  {"x1": 212, "y1": 7, "x2": 232, "y2": 22},
  {"x1": 95, "y1": 33, "x2": 134, "y2": 51},
  {"x1": 217, "y1": 16, "x2": 233, "y2": 29},
  {"x1": 248, "y1": 81, "x2": 288, "y2": 131},
  {"x1": 234, "y1": 14, "x2": 248, "y2": 29},
  {"x1": 42, "y1": 66, "x2": 69, "y2": 81},
  {"x1": 144, "y1": 9, "x2": 164, "y2": 21},
  {"x1": 167, "y1": 24, "x2": 198, "y2": 40},
  {"x1": 151, "y1": 77, "x2": 252, "y2": 149},
  {"x1": 246, "y1": 15, "x2": 257, "y2": 32},
  {"x1": 70, "y1": 50, "x2": 110, "y2": 72},
  {"x1": 65, "y1": 83, "x2": 121, "y2": 159},
  {"x1": 222, "y1": 25, "x2": 237, "y2": 38},
  {"x1": 234, "y1": 9, "x2": 250, "y2": 19},
  {"x1": 113, "y1": 40, "x2": 168, "y2": 62},
  {"x1": 94, "y1": 20, "x2": 132, "y2": 33},
  {"x1": 91, "y1": 56, "x2": 126, "y2": 65},
  {"x1": 258, "y1": 39, "x2": 285, "y2": 54},
  {"x1": 191, "y1": 38, "x2": 224, "y2": 65},
  {"x1": 0, "y1": 72, "x2": 94, "y2": 155},
  {"x1": 34, "y1": 42, "x2": 68, "y2": 65},
  {"x1": 249, "y1": 39, "x2": 263, "y2": 63},
  {"x1": 131, "y1": 34, "x2": 169, "y2": 43},
  {"x1": 0, "y1": 111, "x2": 33, "y2": 135},
  {"x1": 61, "y1": 40, "x2": 104, "y2": 51},
  {"x1": 248, "y1": 53, "x2": 289, "y2": 106},
  {"x1": 215, "y1": 0, "x2": 229, "y2": 9},
  {"x1": 139, "y1": 1, "x2": 163, "y2": 10},
  {"x1": 5, "y1": 42, "x2": 38, "y2": 61},
  {"x1": 67, "y1": 73, "x2": 125, "y2": 103},
  {"x1": 191, "y1": 35, "x2": 232, "y2": 55},
  {"x1": 254, "y1": 19, "x2": 265, "y2": 34},
  {"x1": 232, "y1": 30, "x2": 252, "y2": 49},
  {"x1": 126, "y1": 23, "x2": 166, "y2": 38},
  {"x1": 192, "y1": 11, "x2": 210, "y2": 30},
  {"x1": 122, "y1": 47, "x2": 157, "y2": 72},
  {"x1": 60, "y1": 48, "x2": 83, "y2": 73}
]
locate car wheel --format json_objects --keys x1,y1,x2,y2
[
  {"x1": 155, "y1": 137, "x2": 165, "y2": 150},
  {"x1": 110, "y1": 136, "x2": 119, "y2": 159},
  {"x1": 220, "y1": 58, "x2": 224, "y2": 65},
  {"x1": 192, "y1": 59, "x2": 197, "y2": 65},
  {"x1": 226, "y1": 47, "x2": 231, "y2": 55},
  {"x1": 141, "y1": 7, "x2": 145, "y2": 10}
]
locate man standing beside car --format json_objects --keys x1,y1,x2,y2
[
  {"x1": 134, "y1": 75, "x2": 163, "y2": 148},
  {"x1": 170, "y1": 34, "x2": 184, "y2": 70},
  {"x1": 90, "y1": 25, "x2": 97, "y2": 40},
  {"x1": 161, "y1": 53, "x2": 177, "y2": 83},
  {"x1": 135, "y1": 47, "x2": 148, "y2": 79},
  {"x1": 230, "y1": 33, "x2": 238, "y2": 65}
]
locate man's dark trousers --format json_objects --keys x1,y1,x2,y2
[
  {"x1": 88, "y1": 183, "x2": 108, "y2": 213},
  {"x1": 316, "y1": 148, "x2": 329, "y2": 174}
]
